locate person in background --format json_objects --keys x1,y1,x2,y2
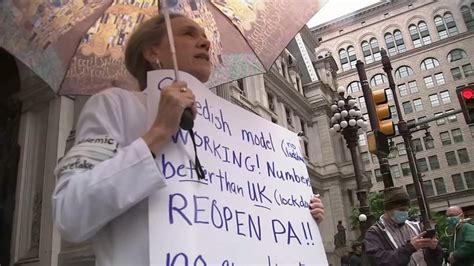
[
  {"x1": 445, "y1": 206, "x2": 474, "y2": 266},
  {"x1": 364, "y1": 186, "x2": 443, "y2": 265},
  {"x1": 52, "y1": 13, "x2": 326, "y2": 266},
  {"x1": 349, "y1": 241, "x2": 363, "y2": 266}
]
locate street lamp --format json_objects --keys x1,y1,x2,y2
[{"x1": 329, "y1": 86, "x2": 371, "y2": 239}]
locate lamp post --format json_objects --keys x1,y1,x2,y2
[{"x1": 329, "y1": 86, "x2": 371, "y2": 238}]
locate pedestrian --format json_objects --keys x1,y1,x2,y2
[
  {"x1": 445, "y1": 206, "x2": 474, "y2": 266},
  {"x1": 52, "y1": 13, "x2": 326, "y2": 266},
  {"x1": 350, "y1": 241, "x2": 363, "y2": 266},
  {"x1": 364, "y1": 186, "x2": 443, "y2": 265}
]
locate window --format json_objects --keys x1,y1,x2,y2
[
  {"x1": 390, "y1": 105, "x2": 398, "y2": 120},
  {"x1": 470, "y1": 125, "x2": 474, "y2": 137},
  {"x1": 370, "y1": 74, "x2": 387, "y2": 87},
  {"x1": 452, "y1": 128, "x2": 463, "y2": 143},
  {"x1": 424, "y1": 76, "x2": 435, "y2": 88},
  {"x1": 461, "y1": 6, "x2": 474, "y2": 31},
  {"x1": 413, "y1": 98, "x2": 423, "y2": 111},
  {"x1": 446, "y1": 151, "x2": 457, "y2": 166},
  {"x1": 390, "y1": 165, "x2": 401, "y2": 178},
  {"x1": 398, "y1": 83, "x2": 408, "y2": 96},
  {"x1": 462, "y1": 64, "x2": 474, "y2": 77},
  {"x1": 304, "y1": 141, "x2": 309, "y2": 157},
  {"x1": 403, "y1": 101, "x2": 413, "y2": 114},
  {"x1": 434, "y1": 177, "x2": 447, "y2": 194},
  {"x1": 447, "y1": 109, "x2": 458, "y2": 122},
  {"x1": 440, "y1": 91, "x2": 451, "y2": 104},
  {"x1": 423, "y1": 180, "x2": 435, "y2": 197},
  {"x1": 424, "y1": 135, "x2": 435, "y2": 150},
  {"x1": 408, "y1": 81, "x2": 418, "y2": 93},
  {"x1": 434, "y1": 72, "x2": 445, "y2": 85},
  {"x1": 347, "y1": 81, "x2": 361, "y2": 93},
  {"x1": 361, "y1": 151, "x2": 371, "y2": 164},
  {"x1": 348, "y1": 46, "x2": 357, "y2": 69},
  {"x1": 421, "y1": 58, "x2": 440, "y2": 70},
  {"x1": 452, "y1": 174, "x2": 465, "y2": 191},
  {"x1": 397, "y1": 143, "x2": 406, "y2": 156},
  {"x1": 339, "y1": 48, "x2": 350, "y2": 71},
  {"x1": 435, "y1": 112, "x2": 446, "y2": 126},
  {"x1": 385, "y1": 30, "x2": 406, "y2": 56},
  {"x1": 451, "y1": 67, "x2": 463, "y2": 80},
  {"x1": 429, "y1": 94, "x2": 440, "y2": 107},
  {"x1": 458, "y1": 148, "x2": 470, "y2": 163},
  {"x1": 465, "y1": 171, "x2": 474, "y2": 189},
  {"x1": 401, "y1": 162, "x2": 410, "y2": 176},
  {"x1": 358, "y1": 96, "x2": 366, "y2": 109},
  {"x1": 428, "y1": 155, "x2": 440, "y2": 170},
  {"x1": 409, "y1": 22, "x2": 431, "y2": 47},
  {"x1": 435, "y1": 13, "x2": 458, "y2": 39},
  {"x1": 447, "y1": 49, "x2": 467, "y2": 62},
  {"x1": 385, "y1": 89, "x2": 393, "y2": 101},
  {"x1": 359, "y1": 134, "x2": 366, "y2": 146},
  {"x1": 361, "y1": 38, "x2": 381, "y2": 64},
  {"x1": 413, "y1": 138, "x2": 423, "y2": 152},
  {"x1": 440, "y1": 131, "x2": 451, "y2": 145},
  {"x1": 417, "y1": 158, "x2": 429, "y2": 172},
  {"x1": 406, "y1": 184, "x2": 417, "y2": 199},
  {"x1": 395, "y1": 66, "x2": 414, "y2": 78},
  {"x1": 375, "y1": 169, "x2": 383, "y2": 182},
  {"x1": 362, "y1": 41, "x2": 373, "y2": 64}
]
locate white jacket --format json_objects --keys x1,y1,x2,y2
[{"x1": 53, "y1": 86, "x2": 166, "y2": 266}]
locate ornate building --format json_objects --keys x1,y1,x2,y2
[{"x1": 312, "y1": 0, "x2": 474, "y2": 226}]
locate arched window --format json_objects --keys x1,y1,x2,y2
[
  {"x1": 409, "y1": 21, "x2": 431, "y2": 48},
  {"x1": 339, "y1": 49, "x2": 349, "y2": 71},
  {"x1": 385, "y1": 30, "x2": 406, "y2": 56},
  {"x1": 434, "y1": 12, "x2": 458, "y2": 39},
  {"x1": 362, "y1": 41, "x2": 372, "y2": 64},
  {"x1": 347, "y1": 46, "x2": 357, "y2": 69},
  {"x1": 395, "y1": 66, "x2": 414, "y2": 79},
  {"x1": 361, "y1": 38, "x2": 381, "y2": 64},
  {"x1": 447, "y1": 49, "x2": 468, "y2": 62},
  {"x1": 370, "y1": 38, "x2": 381, "y2": 61},
  {"x1": 420, "y1": 57, "x2": 440, "y2": 70},
  {"x1": 461, "y1": 5, "x2": 474, "y2": 31},
  {"x1": 339, "y1": 46, "x2": 357, "y2": 71},
  {"x1": 370, "y1": 74, "x2": 388, "y2": 87},
  {"x1": 347, "y1": 81, "x2": 361, "y2": 94}
]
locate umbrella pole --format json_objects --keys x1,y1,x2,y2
[{"x1": 162, "y1": 6, "x2": 180, "y2": 81}]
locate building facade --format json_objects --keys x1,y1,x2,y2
[{"x1": 311, "y1": 0, "x2": 474, "y2": 219}]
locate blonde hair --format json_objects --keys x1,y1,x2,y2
[{"x1": 124, "y1": 13, "x2": 184, "y2": 90}]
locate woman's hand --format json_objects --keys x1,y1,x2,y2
[
  {"x1": 309, "y1": 194, "x2": 325, "y2": 224},
  {"x1": 143, "y1": 81, "x2": 197, "y2": 153}
]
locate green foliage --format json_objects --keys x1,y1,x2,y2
[{"x1": 432, "y1": 211, "x2": 450, "y2": 248}]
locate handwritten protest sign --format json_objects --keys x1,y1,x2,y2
[{"x1": 148, "y1": 71, "x2": 328, "y2": 265}]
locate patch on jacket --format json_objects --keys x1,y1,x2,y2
[{"x1": 55, "y1": 135, "x2": 119, "y2": 177}]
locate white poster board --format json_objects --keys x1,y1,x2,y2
[{"x1": 148, "y1": 71, "x2": 328, "y2": 265}]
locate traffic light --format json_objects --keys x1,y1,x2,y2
[
  {"x1": 367, "y1": 130, "x2": 390, "y2": 156},
  {"x1": 457, "y1": 86, "x2": 474, "y2": 124},
  {"x1": 372, "y1": 89, "x2": 396, "y2": 136}
]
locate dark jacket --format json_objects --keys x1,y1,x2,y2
[
  {"x1": 364, "y1": 218, "x2": 443, "y2": 266},
  {"x1": 449, "y1": 221, "x2": 474, "y2": 266}
]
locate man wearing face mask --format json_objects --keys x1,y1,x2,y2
[
  {"x1": 446, "y1": 206, "x2": 474, "y2": 266},
  {"x1": 364, "y1": 186, "x2": 443, "y2": 265}
]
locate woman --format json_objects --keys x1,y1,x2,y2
[{"x1": 52, "y1": 13, "x2": 325, "y2": 265}]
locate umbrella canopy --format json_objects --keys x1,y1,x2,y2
[{"x1": 0, "y1": 0, "x2": 327, "y2": 95}]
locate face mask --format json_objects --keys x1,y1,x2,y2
[
  {"x1": 447, "y1": 216, "x2": 460, "y2": 228},
  {"x1": 392, "y1": 210, "x2": 409, "y2": 224}
]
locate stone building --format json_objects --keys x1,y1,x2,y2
[{"x1": 311, "y1": 0, "x2": 474, "y2": 218}]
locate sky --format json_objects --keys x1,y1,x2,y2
[{"x1": 307, "y1": 0, "x2": 382, "y2": 28}]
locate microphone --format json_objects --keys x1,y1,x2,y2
[{"x1": 180, "y1": 108, "x2": 194, "y2": 130}]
